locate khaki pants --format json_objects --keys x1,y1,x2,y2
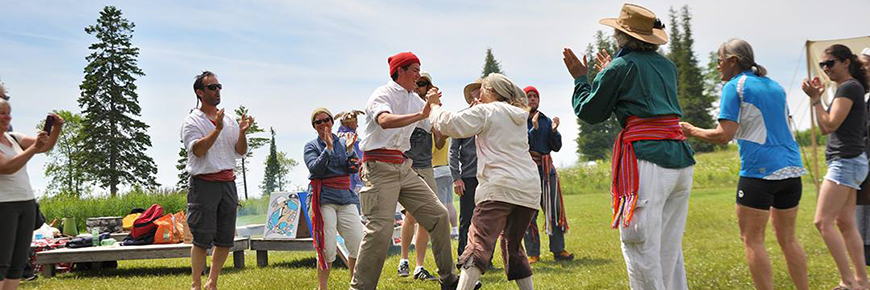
[
  {"x1": 350, "y1": 159, "x2": 455, "y2": 290},
  {"x1": 319, "y1": 203, "x2": 363, "y2": 263}
]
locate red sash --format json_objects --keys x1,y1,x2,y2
[
  {"x1": 611, "y1": 116, "x2": 686, "y2": 228},
  {"x1": 195, "y1": 169, "x2": 235, "y2": 182},
  {"x1": 309, "y1": 175, "x2": 351, "y2": 269},
  {"x1": 361, "y1": 149, "x2": 405, "y2": 164}
]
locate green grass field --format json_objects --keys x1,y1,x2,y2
[{"x1": 22, "y1": 185, "x2": 854, "y2": 290}]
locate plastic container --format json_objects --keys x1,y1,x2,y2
[{"x1": 91, "y1": 228, "x2": 99, "y2": 247}]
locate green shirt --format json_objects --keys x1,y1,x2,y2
[{"x1": 572, "y1": 51, "x2": 695, "y2": 169}]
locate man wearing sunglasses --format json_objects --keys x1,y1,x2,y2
[
  {"x1": 180, "y1": 71, "x2": 253, "y2": 290},
  {"x1": 352, "y1": 53, "x2": 474, "y2": 290},
  {"x1": 396, "y1": 71, "x2": 447, "y2": 282}
]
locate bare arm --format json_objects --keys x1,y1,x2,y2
[
  {"x1": 0, "y1": 132, "x2": 47, "y2": 174},
  {"x1": 376, "y1": 111, "x2": 427, "y2": 129},
  {"x1": 433, "y1": 129, "x2": 447, "y2": 149},
  {"x1": 814, "y1": 97, "x2": 852, "y2": 135},
  {"x1": 682, "y1": 120, "x2": 739, "y2": 144}
]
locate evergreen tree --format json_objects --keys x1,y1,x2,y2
[
  {"x1": 176, "y1": 140, "x2": 189, "y2": 191},
  {"x1": 481, "y1": 48, "x2": 504, "y2": 77},
  {"x1": 234, "y1": 105, "x2": 268, "y2": 199},
  {"x1": 275, "y1": 151, "x2": 298, "y2": 192},
  {"x1": 575, "y1": 30, "x2": 622, "y2": 161},
  {"x1": 261, "y1": 127, "x2": 280, "y2": 195},
  {"x1": 666, "y1": 5, "x2": 719, "y2": 152},
  {"x1": 78, "y1": 6, "x2": 159, "y2": 195},
  {"x1": 39, "y1": 110, "x2": 90, "y2": 196}
]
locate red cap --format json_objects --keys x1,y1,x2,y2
[
  {"x1": 388, "y1": 52, "x2": 420, "y2": 76},
  {"x1": 523, "y1": 86, "x2": 539, "y2": 96}
]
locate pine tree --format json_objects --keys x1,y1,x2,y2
[
  {"x1": 666, "y1": 5, "x2": 719, "y2": 152},
  {"x1": 39, "y1": 110, "x2": 90, "y2": 196},
  {"x1": 176, "y1": 140, "x2": 189, "y2": 191},
  {"x1": 261, "y1": 127, "x2": 280, "y2": 195},
  {"x1": 275, "y1": 151, "x2": 298, "y2": 192},
  {"x1": 234, "y1": 105, "x2": 268, "y2": 199},
  {"x1": 575, "y1": 30, "x2": 622, "y2": 161},
  {"x1": 481, "y1": 48, "x2": 504, "y2": 77},
  {"x1": 78, "y1": 6, "x2": 159, "y2": 195}
]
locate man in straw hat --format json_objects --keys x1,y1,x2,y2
[
  {"x1": 562, "y1": 4, "x2": 695, "y2": 289},
  {"x1": 351, "y1": 52, "x2": 474, "y2": 290},
  {"x1": 451, "y1": 78, "x2": 483, "y2": 260}
]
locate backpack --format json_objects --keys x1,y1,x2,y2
[
  {"x1": 131, "y1": 204, "x2": 163, "y2": 239},
  {"x1": 153, "y1": 212, "x2": 185, "y2": 244}
]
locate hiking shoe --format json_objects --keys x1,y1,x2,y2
[
  {"x1": 554, "y1": 251, "x2": 575, "y2": 261},
  {"x1": 528, "y1": 255, "x2": 540, "y2": 264},
  {"x1": 441, "y1": 278, "x2": 482, "y2": 290},
  {"x1": 397, "y1": 260, "x2": 410, "y2": 277},
  {"x1": 413, "y1": 267, "x2": 437, "y2": 281}
]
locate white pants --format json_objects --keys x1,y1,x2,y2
[
  {"x1": 620, "y1": 160, "x2": 693, "y2": 290},
  {"x1": 320, "y1": 203, "x2": 364, "y2": 263}
]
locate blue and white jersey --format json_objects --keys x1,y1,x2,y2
[{"x1": 719, "y1": 71, "x2": 805, "y2": 179}]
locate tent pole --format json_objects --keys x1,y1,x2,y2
[{"x1": 807, "y1": 41, "x2": 821, "y2": 195}]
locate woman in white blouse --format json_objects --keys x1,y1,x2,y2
[{"x1": 426, "y1": 73, "x2": 539, "y2": 290}]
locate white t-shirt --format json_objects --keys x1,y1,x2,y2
[
  {"x1": 360, "y1": 81, "x2": 426, "y2": 152},
  {"x1": 0, "y1": 132, "x2": 35, "y2": 202},
  {"x1": 180, "y1": 109, "x2": 243, "y2": 176}
]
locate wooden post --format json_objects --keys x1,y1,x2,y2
[
  {"x1": 257, "y1": 250, "x2": 269, "y2": 267},
  {"x1": 807, "y1": 42, "x2": 821, "y2": 195},
  {"x1": 233, "y1": 250, "x2": 245, "y2": 269}
]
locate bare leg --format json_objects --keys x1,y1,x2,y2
[
  {"x1": 815, "y1": 180, "x2": 859, "y2": 288},
  {"x1": 348, "y1": 258, "x2": 357, "y2": 280},
  {"x1": 834, "y1": 190, "x2": 869, "y2": 288},
  {"x1": 737, "y1": 204, "x2": 773, "y2": 290},
  {"x1": 191, "y1": 246, "x2": 208, "y2": 290},
  {"x1": 771, "y1": 206, "x2": 809, "y2": 290},
  {"x1": 204, "y1": 246, "x2": 231, "y2": 290},
  {"x1": 317, "y1": 266, "x2": 331, "y2": 290},
  {"x1": 401, "y1": 212, "x2": 417, "y2": 261},
  {"x1": 1, "y1": 279, "x2": 21, "y2": 290},
  {"x1": 415, "y1": 225, "x2": 429, "y2": 267}
]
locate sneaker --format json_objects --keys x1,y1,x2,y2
[
  {"x1": 441, "y1": 278, "x2": 482, "y2": 290},
  {"x1": 554, "y1": 251, "x2": 575, "y2": 261},
  {"x1": 413, "y1": 267, "x2": 438, "y2": 281},
  {"x1": 527, "y1": 255, "x2": 540, "y2": 264},
  {"x1": 397, "y1": 260, "x2": 410, "y2": 277}
]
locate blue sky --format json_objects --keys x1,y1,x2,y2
[{"x1": 1, "y1": 0, "x2": 868, "y2": 198}]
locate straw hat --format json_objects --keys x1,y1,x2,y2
[
  {"x1": 462, "y1": 78, "x2": 483, "y2": 105},
  {"x1": 419, "y1": 71, "x2": 433, "y2": 84},
  {"x1": 599, "y1": 3, "x2": 668, "y2": 45}
]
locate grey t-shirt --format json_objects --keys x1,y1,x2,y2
[
  {"x1": 826, "y1": 79, "x2": 867, "y2": 160},
  {"x1": 405, "y1": 127, "x2": 433, "y2": 168}
]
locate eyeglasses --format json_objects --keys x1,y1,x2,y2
[
  {"x1": 416, "y1": 81, "x2": 430, "y2": 88},
  {"x1": 313, "y1": 117, "x2": 332, "y2": 125},
  {"x1": 205, "y1": 84, "x2": 223, "y2": 91},
  {"x1": 819, "y1": 60, "x2": 837, "y2": 69}
]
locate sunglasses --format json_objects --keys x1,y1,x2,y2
[
  {"x1": 416, "y1": 81, "x2": 430, "y2": 88},
  {"x1": 313, "y1": 117, "x2": 332, "y2": 125},
  {"x1": 204, "y1": 84, "x2": 223, "y2": 91},
  {"x1": 819, "y1": 60, "x2": 837, "y2": 69}
]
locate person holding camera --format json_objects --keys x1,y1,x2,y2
[{"x1": 0, "y1": 97, "x2": 62, "y2": 290}]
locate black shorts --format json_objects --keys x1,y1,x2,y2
[
  {"x1": 187, "y1": 177, "x2": 238, "y2": 249},
  {"x1": 736, "y1": 177, "x2": 802, "y2": 210}
]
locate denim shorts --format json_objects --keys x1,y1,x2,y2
[{"x1": 825, "y1": 153, "x2": 869, "y2": 190}]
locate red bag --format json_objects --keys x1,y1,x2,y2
[{"x1": 131, "y1": 204, "x2": 163, "y2": 239}]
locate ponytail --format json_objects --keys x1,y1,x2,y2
[
  {"x1": 825, "y1": 44, "x2": 870, "y2": 94},
  {"x1": 719, "y1": 38, "x2": 767, "y2": 77}
]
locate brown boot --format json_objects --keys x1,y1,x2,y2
[
  {"x1": 527, "y1": 255, "x2": 540, "y2": 264},
  {"x1": 554, "y1": 251, "x2": 574, "y2": 261}
]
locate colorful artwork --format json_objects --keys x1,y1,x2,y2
[{"x1": 264, "y1": 192, "x2": 302, "y2": 239}]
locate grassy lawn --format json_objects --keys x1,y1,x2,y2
[{"x1": 22, "y1": 184, "x2": 855, "y2": 290}]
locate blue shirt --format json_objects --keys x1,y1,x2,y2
[
  {"x1": 304, "y1": 135, "x2": 360, "y2": 206},
  {"x1": 718, "y1": 71, "x2": 803, "y2": 179},
  {"x1": 527, "y1": 112, "x2": 562, "y2": 155}
]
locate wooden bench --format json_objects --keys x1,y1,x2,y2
[
  {"x1": 249, "y1": 238, "x2": 314, "y2": 267},
  {"x1": 36, "y1": 238, "x2": 249, "y2": 277}
]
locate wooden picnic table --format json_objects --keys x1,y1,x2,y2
[
  {"x1": 36, "y1": 238, "x2": 249, "y2": 277},
  {"x1": 249, "y1": 238, "x2": 314, "y2": 267}
]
